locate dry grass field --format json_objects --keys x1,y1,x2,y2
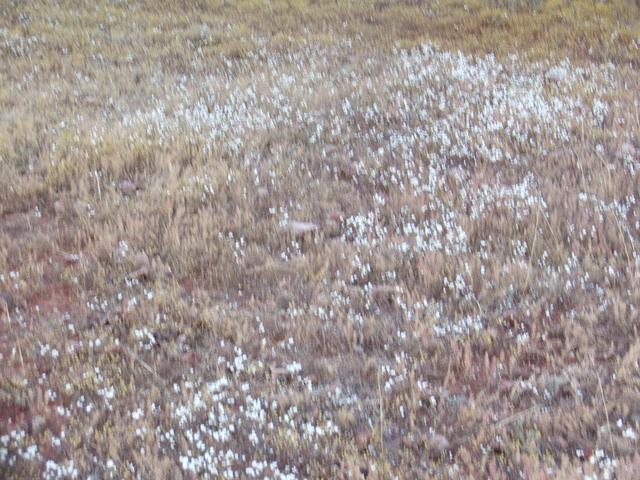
[{"x1": 1, "y1": 0, "x2": 640, "y2": 478}]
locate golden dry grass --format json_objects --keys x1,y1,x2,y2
[{"x1": 1, "y1": 1, "x2": 640, "y2": 478}]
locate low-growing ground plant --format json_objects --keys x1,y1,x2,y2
[{"x1": 1, "y1": 1, "x2": 640, "y2": 478}]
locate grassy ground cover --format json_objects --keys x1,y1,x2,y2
[{"x1": 1, "y1": 1, "x2": 640, "y2": 478}]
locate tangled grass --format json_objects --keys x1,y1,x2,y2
[{"x1": 1, "y1": 1, "x2": 640, "y2": 478}]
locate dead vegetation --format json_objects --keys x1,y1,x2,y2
[{"x1": 1, "y1": 1, "x2": 640, "y2": 479}]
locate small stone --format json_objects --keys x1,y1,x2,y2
[
  {"x1": 119, "y1": 179, "x2": 138, "y2": 196},
  {"x1": 545, "y1": 66, "x2": 568, "y2": 84},
  {"x1": 130, "y1": 252, "x2": 150, "y2": 279},
  {"x1": 285, "y1": 221, "x2": 319, "y2": 238},
  {"x1": 256, "y1": 187, "x2": 269, "y2": 198}
]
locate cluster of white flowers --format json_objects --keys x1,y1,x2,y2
[
  {"x1": 161, "y1": 361, "x2": 338, "y2": 477},
  {"x1": 4, "y1": 17, "x2": 639, "y2": 474}
]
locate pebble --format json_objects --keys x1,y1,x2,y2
[
  {"x1": 545, "y1": 66, "x2": 568, "y2": 84},
  {"x1": 119, "y1": 179, "x2": 138, "y2": 196},
  {"x1": 285, "y1": 221, "x2": 319, "y2": 238},
  {"x1": 130, "y1": 252, "x2": 150, "y2": 279}
]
